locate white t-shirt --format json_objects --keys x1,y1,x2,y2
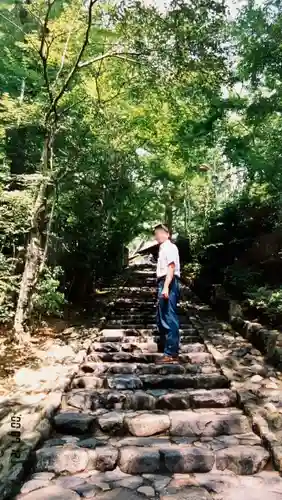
[{"x1": 156, "y1": 240, "x2": 180, "y2": 278}]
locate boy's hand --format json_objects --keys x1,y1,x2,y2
[{"x1": 161, "y1": 286, "x2": 169, "y2": 299}]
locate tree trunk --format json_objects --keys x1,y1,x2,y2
[
  {"x1": 184, "y1": 181, "x2": 192, "y2": 244},
  {"x1": 165, "y1": 203, "x2": 173, "y2": 234},
  {"x1": 13, "y1": 233, "x2": 42, "y2": 344},
  {"x1": 13, "y1": 133, "x2": 53, "y2": 343}
]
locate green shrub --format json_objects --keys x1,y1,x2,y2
[
  {"x1": 0, "y1": 252, "x2": 19, "y2": 323},
  {"x1": 183, "y1": 261, "x2": 201, "y2": 279},
  {"x1": 224, "y1": 265, "x2": 262, "y2": 294},
  {"x1": 246, "y1": 286, "x2": 282, "y2": 317},
  {"x1": 33, "y1": 266, "x2": 66, "y2": 318}
]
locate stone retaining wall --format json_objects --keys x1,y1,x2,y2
[
  {"x1": 230, "y1": 315, "x2": 282, "y2": 370},
  {"x1": 187, "y1": 305, "x2": 282, "y2": 475},
  {"x1": 188, "y1": 277, "x2": 282, "y2": 371}
]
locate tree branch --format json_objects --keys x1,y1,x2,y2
[
  {"x1": 45, "y1": 0, "x2": 99, "y2": 123},
  {"x1": 94, "y1": 56, "x2": 104, "y2": 104},
  {"x1": 57, "y1": 95, "x2": 95, "y2": 119},
  {"x1": 0, "y1": 11, "x2": 37, "y2": 51},
  {"x1": 0, "y1": 12, "x2": 25, "y2": 35},
  {"x1": 53, "y1": 18, "x2": 78, "y2": 87},
  {"x1": 78, "y1": 51, "x2": 140, "y2": 69},
  {"x1": 39, "y1": 0, "x2": 56, "y2": 116},
  {"x1": 39, "y1": 194, "x2": 56, "y2": 273}
]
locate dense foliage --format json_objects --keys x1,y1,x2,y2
[
  {"x1": 193, "y1": 0, "x2": 282, "y2": 326},
  {"x1": 1, "y1": 0, "x2": 282, "y2": 339}
]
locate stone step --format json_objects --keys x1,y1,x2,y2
[
  {"x1": 66, "y1": 388, "x2": 237, "y2": 412},
  {"x1": 108, "y1": 315, "x2": 156, "y2": 321},
  {"x1": 111, "y1": 309, "x2": 155, "y2": 316},
  {"x1": 97, "y1": 337, "x2": 158, "y2": 346},
  {"x1": 109, "y1": 312, "x2": 190, "y2": 318},
  {"x1": 119, "y1": 289, "x2": 155, "y2": 295},
  {"x1": 113, "y1": 300, "x2": 156, "y2": 307},
  {"x1": 83, "y1": 353, "x2": 214, "y2": 372},
  {"x1": 88, "y1": 346, "x2": 206, "y2": 362},
  {"x1": 102, "y1": 324, "x2": 157, "y2": 330},
  {"x1": 30, "y1": 438, "x2": 269, "y2": 479},
  {"x1": 114, "y1": 293, "x2": 155, "y2": 301},
  {"x1": 77, "y1": 362, "x2": 217, "y2": 378},
  {"x1": 52, "y1": 408, "x2": 250, "y2": 439},
  {"x1": 113, "y1": 300, "x2": 186, "y2": 309},
  {"x1": 126, "y1": 278, "x2": 156, "y2": 284},
  {"x1": 112, "y1": 305, "x2": 188, "y2": 315},
  {"x1": 124, "y1": 286, "x2": 155, "y2": 291},
  {"x1": 139, "y1": 373, "x2": 229, "y2": 390},
  {"x1": 128, "y1": 270, "x2": 156, "y2": 275},
  {"x1": 129, "y1": 271, "x2": 156, "y2": 276},
  {"x1": 33, "y1": 441, "x2": 214, "y2": 475},
  {"x1": 106, "y1": 319, "x2": 192, "y2": 328},
  {"x1": 123, "y1": 289, "x2": 154, "y2": 293},
  {"x1": 131, "y1": 264, "x2": 156, "y2": 269},
  {"x1": 155, "y1": 336, "x2": 201, "y2": 345},
  {"x1": 71, "y1": 372, "x2": 229, "y2": 391},
  {"x1": 100, "y1": 328, "x2": 196, "y2": 337},
  {"x1": 98, "y1": 336, "x2": 200, "y2": 346},
  {"x1": 121, "y1": 285, "x2": 155, "y2": 290},
  {"x1": 130, "y1": 277, "x2": 156, "y2": 281},
  {"x1": 110, "y1": 304, "x2": 155, "y2": 310}
]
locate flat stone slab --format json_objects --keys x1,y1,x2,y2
[
  {"x1": 72, "y1": 376, "x2": 104, "y2": 389},
  {"x1": 107, "y1": 375, "x2": 143, "y2": 390},
  {"x1": 140, "y1": 374, "x2": 228, "y2": 390},
  {"x1": 53, "y1": 412, "x2": 95, "y2": 434},
  {"x1": 98, "y1": 411, "x2": 125, "y2": 433},
  {"x1": 190, "y1": 389, "x2": 237, "y2": 408},
  {"x1": 114, "y1": 436, "x2": 171, "y2": 448},
  {"x1": 160, "y1": 486, "x2": 211, "y2": 499},
  {"x1": 216, "y1": 445, "x2": 269, "y2": 474},
  {"x1": 35, "y1": 444, "x2": 118, "y2": 474},
  {"x1": 101, "y1": 330, "x2": 125, "y2": 341},
  {"x1": 137, "y1": 485, "x2": 155, "y2": 496},
  {"x1": 35, "y1": 446, "x2": 89, "y2": 474},
  {"x1": 20, "y1": 478, "x2": 53, "y2": 495},
  {"x1": 16, "y1": 485, "x2": 81, "y2": 499},
  {"x1": 169, "y1": 410, "x2": 250, "y2": 437},
  {"x1": 94, "y1": 446, "x2": 119, "y2": 471},
  {"x1": 187, "y1": 353, "x2": 213, "y2": 365},
  {"x1": 160, "y1": 446, "x2": 215, "y2": 473},
  {"x1": 181, "y1": 344, "x2": 206, "y2": 353},
  {"x1": 94, "y1": 487, "x2": 145, "y2": 499},
  {"x1": 156, "y1": 392, "x2": 191, "y2": 410},
  {"x1": 116, "y1": 476, "x2": 144, "y2": 490},
  {"x1": 125, "y1": 413, "x2": 170, "y2": 437},
  {"x1": 119, "y1": 447, "x2": 160, "y2": 474},
  {"x1": 193, "y1": 470, "x2": 282, "y2": 500}
]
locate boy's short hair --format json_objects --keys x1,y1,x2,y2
[{"x1": 154, "y1": 224, "x2": 170, "y2": 233}]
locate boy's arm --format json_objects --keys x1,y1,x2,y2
[
  {"x1": 161, "y1": 244, "x2": 178, "y2": 298},
  {"x1": 161, "y1": 262, "x2": 175, "y2": 298}
]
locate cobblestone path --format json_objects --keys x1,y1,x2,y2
[{"x1": 13, "y1": 265, "x2": 282, "y2": 499}]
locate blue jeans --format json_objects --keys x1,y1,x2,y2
[{"x1": 156, "y1": 277, "x2": 180, "y2": 356}]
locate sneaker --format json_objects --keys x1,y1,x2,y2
[{"x1": 156, "y1": 355, "x2": 179, "y2": 364}]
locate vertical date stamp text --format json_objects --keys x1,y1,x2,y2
[{"x1": 9, "y1": 414, "x2": 22, "y2": 464}]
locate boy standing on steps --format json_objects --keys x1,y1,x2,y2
[{"x1": 154, "y1": 224, "x2": 180, "y2": 364}]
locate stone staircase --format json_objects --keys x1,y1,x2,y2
[{"x1": 15, "y1": 265, "x2": 282, "y2": 499}]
